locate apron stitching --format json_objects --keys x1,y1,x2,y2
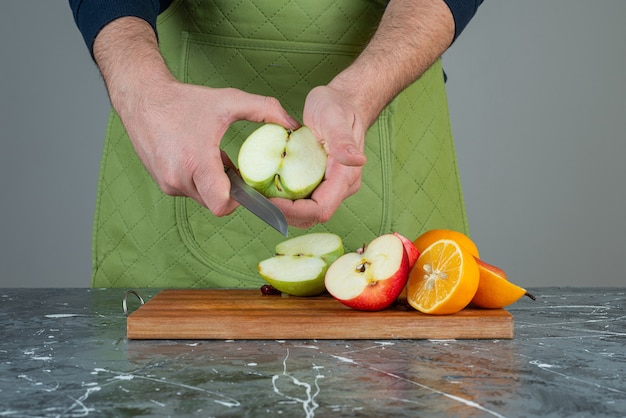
[
  {"x1": 378, "y1": 107, "x2": 393, "y2": 235},
  {"x1": 176, "y1": 197, "x2": 265, "y2": 280}
]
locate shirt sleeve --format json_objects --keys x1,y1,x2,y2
[
  {"x1": 69, "y1": 0, "x2": 482, "y2": 57},
  {"x1": 68, "y1": 0, "x2": 167, "y2": 57},
  {"x1": 443, "y1": 0, "x2": 484, "y2": 41}
]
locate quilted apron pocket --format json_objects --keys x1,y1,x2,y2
[{"x1": 175, "y1": 32, "x2": 393, "y2": 283}]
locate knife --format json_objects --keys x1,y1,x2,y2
[{"x1": 225, "y1": 166, "x2": 289, "y2": 236}]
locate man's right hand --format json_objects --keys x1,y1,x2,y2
[{"x1": 93, "y1": 17, "x2": 299, "y2": 217}]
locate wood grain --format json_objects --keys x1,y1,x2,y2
[{"x1": 127, "y1": 289, "x2": 513, "y2": 340}]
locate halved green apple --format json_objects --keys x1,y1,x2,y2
[
  {"x1": 258, "y1": 233, "x2": 343, "y2": 296},
  {"x1": 238, "y1": 123, "x2": 327, "y2": 200}
]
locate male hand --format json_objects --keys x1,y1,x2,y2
[
  {"x1": 93, "y1": 17, "x2": 300, "y2": 218},
  {"x1": 120, "y1": 80, "x2": 299, "y2": 216},
  {"x1": 271, "y1": 85, "x2": 368, "y2": 228}
]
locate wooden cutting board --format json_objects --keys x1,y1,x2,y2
[{"x1": 126, "y1": 289, "x2": 513, "y2": 340}]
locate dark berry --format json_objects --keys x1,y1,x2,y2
[{"x1": 260, "y1": 284, "x2": 281, "y2": 296}]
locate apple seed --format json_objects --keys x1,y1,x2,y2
[
  {"x1": 356, "y1": 261, "x2": 369, "y2": 273},
  {"x1": 274, "y1": 174, "x2": 283, "y2": 192}
]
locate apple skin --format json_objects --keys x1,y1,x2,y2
[
  {"x1": 393, "y1": 232, "x2": 420, "y2": 269},
  {"x1": 238, "y1": 124, "x2": 327, "y2": 200},
  {"x1": 258, "y1": 233, "x2": 344, "y2": 297},
  {"x1": 275, "y1": 232, "x2": 344, "y2": 266},
  {"x1": 259, "y1": 255, "x2": 329, "y2": 297},
  {"x1": 324, "y1": 234, "x2": 410, "y2": 311},
  {"x1": 392, "y1": 232, "x2": 419, "y2": 304}
]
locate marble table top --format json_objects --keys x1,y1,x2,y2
[{"x1": 1, "y1": 287, "x2": 624, "y2": 417}]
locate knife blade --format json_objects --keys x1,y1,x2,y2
[{"x1": 225, "y1": 166, "x2": 288, "y2": 236}]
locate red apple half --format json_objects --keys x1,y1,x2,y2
[{"x1": 324, "y1": 233, "x2": 409, "y2": 311}]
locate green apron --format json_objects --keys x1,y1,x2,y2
[{"x1": 92, "y1": 0, "x2": 469, "y2": 288}]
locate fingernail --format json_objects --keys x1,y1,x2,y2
[
  {"x1": 347, "y1": 146, "x2": 362, "y2": 155},
  {"x1": 286, "y1": 115, "x2": 301, "y2": 129}
]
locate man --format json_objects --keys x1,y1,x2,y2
[{"x1": 70, "y1": 0, "x2": 482, "y2": 288}]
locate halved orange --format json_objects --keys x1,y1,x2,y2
[
  {"x1": 471, "y1": 258, "x2": 535, "y2": 309},
  {"x1": 413, "y1": 229, "x2": 480, "y2": 259},
  {"x1": 407, "y1": 239, "x2": 479, "y2": 315}
]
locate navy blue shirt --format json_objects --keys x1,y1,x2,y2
[{"x1": 69, "y1": 0, "x2": 483, "y2": 56}]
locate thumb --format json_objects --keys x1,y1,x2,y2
[
  {"x1": 331, "y1": 139, "x2": 367, "y2": 167},
  {"x1": 193, "y1": 151, "x2": 238, "y2": 217},
  {"x1": 317, "y1": 125, "x2": 366, "y2": 167},
  {"x1": 229, "y1": 90, "x2": 300, "y2": 130}
]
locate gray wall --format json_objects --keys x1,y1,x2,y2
[{"x1": 1, "y1": 2, "x2": 625, "y2": 288}]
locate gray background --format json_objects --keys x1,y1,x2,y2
[{"x1": 1, "y1": 2, "x2": 625, "y2": 288}]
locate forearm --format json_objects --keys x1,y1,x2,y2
[
  {"x1": 93, "y1": 16, "x2": 176, "y2": 118},
  {"x1": 329, "y1": 0, "x2": 455, "y2": 127}
]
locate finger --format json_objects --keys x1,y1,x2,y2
[
  {"x1": 271, "y1": 198, "x2": 329, "y2": 229},
  {"x1": 306, "y1": 116, "x2": 366, "y2": 168},
  {"x1": 226, "y1": 89, "x2": 300, "y2": 130},
  {"x1": 327, "y1": 124, "x2": 367, "y2": 167},
  {"x1": 193, "y1": 153, "x2": 239, "y2": 216},
  {"x1": 272, "y1": 173, "x2": 353, "y2": 227},
  {"x1": 325, "y1": 133, "x2": 367, "y2": 167},
  {"x1": 272, "y1": 158, "x2": 362, "y2": 227}
]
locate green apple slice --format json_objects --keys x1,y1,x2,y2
[
  {"x1": 258, "y1": 232, "x2": 344, "y2": 296},
  {"x1": 275, "y1": 232, "x2": 344, "y2": 265},
  {"x1": 259, "y1": 256, "x2": 328, "y2": 297},
  {"x1": 238, "y1": 123, "x2": 327, "y2": 200}
]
